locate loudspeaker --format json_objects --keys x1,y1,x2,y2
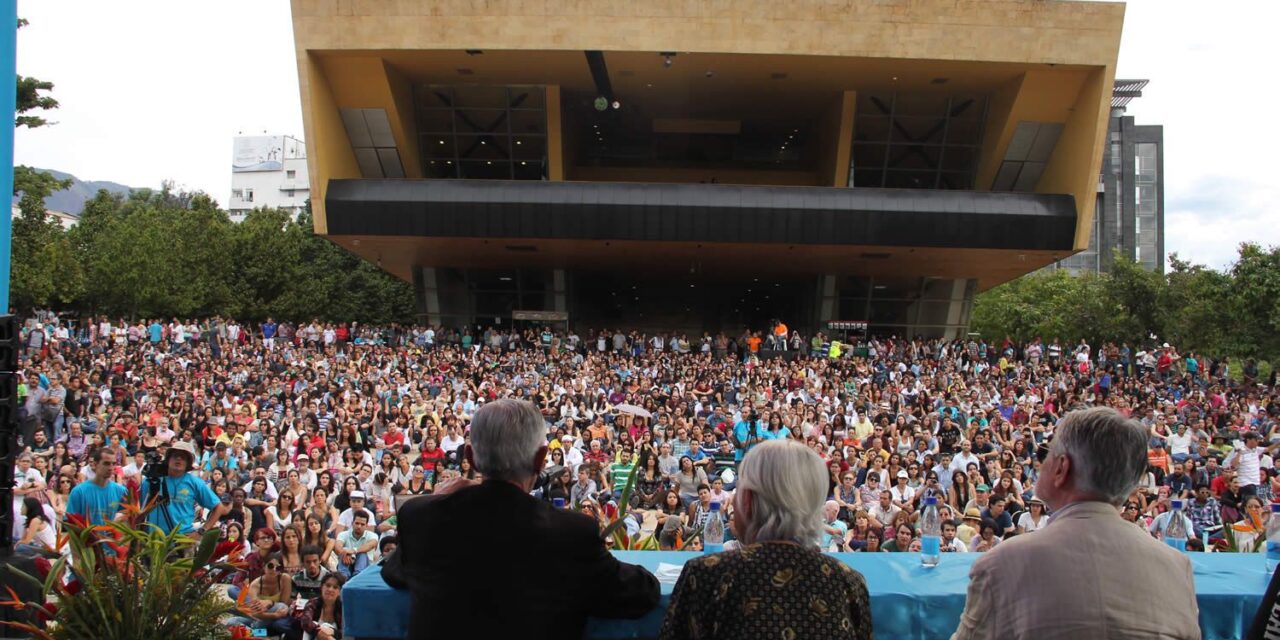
[{"x1": 0, "y1": 315, "x2": 18, "y2": 555}]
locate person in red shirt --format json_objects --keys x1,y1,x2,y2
[
  {"x1": 383, "y1": 424, "x2": 406, "y2": 449},
  {"x1": 1211, "y1": 468, "x2": 1236, "y2": 498},
  {"x1": 419, "y1": 436, "x2": 446, "y2": 470}
]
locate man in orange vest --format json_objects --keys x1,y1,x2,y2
[{"x1": 773, "y1": 320, "x2": 789, "y2": 351}]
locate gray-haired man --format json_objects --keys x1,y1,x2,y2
[
  {"x1": 383, "y1": 398, "x2": 658, "y2": 640},
  {"x1": 953, "y1": 407, "x2": 1199, "y2": 639}
]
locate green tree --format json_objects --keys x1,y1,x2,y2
[{"x1": 9, "y1": 167, "x2": 82, "y2": 309}]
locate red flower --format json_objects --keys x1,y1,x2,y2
[
  {"x1": 64, "y1": 514, "x2": 88, "y2": 531},
  {"x1": 61, "y1": 579, "x2": 82, "y2": 597},
  {"x1": 32, "y1": 557, "x2": 52, "y2": 581},
  {"x1": 35, "y1": 603, "x2": 58, "y2": 623},
  {"x1": 228, "y1": 626, "x2": 252, "y2": 640},
  {"x1": 212, "y1": 541, "x2": 243, "y2": 562}
]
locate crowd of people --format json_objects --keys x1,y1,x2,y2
[{"x1": 10, "y1": 313, "x2": 1280, "y2": 637}]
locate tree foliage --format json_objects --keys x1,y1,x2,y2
[
  {"x1": 15, "y1": 192, "x2": 415, "y2": 323},
  {"x1": 972, "y1": 248, "x2": 1280, "y2": 362}
]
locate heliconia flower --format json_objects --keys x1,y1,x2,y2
[
  {"x1": 32, "y1": 557, "x2": 52, "y2": 580},
  {"x1": 212, "y1": 541, "x2": 243, "y2": 562},
  {"x1": 65, "y1": 514, "x2": 88, "y2": 531},
  {"x1": 35, "y1": 603, "x2": 58, "y2": 623},
  {"x1": 61, "y1": 579, "x2": 83, "y2": 597}
]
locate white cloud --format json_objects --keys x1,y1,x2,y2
[{"x1": 12, "y1": 0, "x2": 1280, "y2": 270}]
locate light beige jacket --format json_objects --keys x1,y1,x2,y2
[{"x1": 952, "y1": 501, "x2": 1201, "y2": 640}]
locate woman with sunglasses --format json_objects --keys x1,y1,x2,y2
[{"x1": 224, "y1": 552, "x2": 294, "y2": 636}]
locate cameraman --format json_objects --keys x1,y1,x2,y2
[
  {"x1": 732, "y1": 409, "x2": 764, "y2": 463},
  {"x1": 140, "y1": 441, "x2": 228, "y2": 535}
]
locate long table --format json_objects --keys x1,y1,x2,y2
[{"x1": 344, "y1": 552, "x2": 1268, "y2": 640}]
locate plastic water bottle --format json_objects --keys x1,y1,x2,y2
[
  {"x1": 920, "y1": 496, "x2": 941, "y2": 567},
  {"x1": 1165, "y1": 500, "x2": 1187, "y2": 552},
  {"x1": 1267, "y1": 504, "x2": 1280, "y2": 572},
  {"x1": 703, "y1": 501, "x2": 724, "y2": 553},
  {"x1": 552, "y1": 497, "x2": 566, "y2": 510}
]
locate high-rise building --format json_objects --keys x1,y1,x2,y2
[
  {"x1": 1050, "y1": 79, "x2": 1165, "y2": 274},
  {"x1": 289, "y1": 0, "x2": 1125, "y2": 337},
  {"x1": 228, "y1": 134, "x2": 310, "y2": 222}
]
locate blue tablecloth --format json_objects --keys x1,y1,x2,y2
[{"x1": 343, "y1": 552, "x2": 1268, "y2": 639}]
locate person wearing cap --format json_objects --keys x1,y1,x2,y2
[
  {"x1": 952, "y1": 407, "x2": 1199, "y2": 640},
  {"x1": 957, "y1": 507, "x2": 982, "y2": 545},
  {"x1": 1224, "y1": 431, "x2": 1280, "y2": 498},
  {"x1": 964, "y1": 483, "x2": 991, "y2": 514},
  {"x1": 1015, "y1": 497, "x2": 1049, "y2": 534},
  {"x1": 335, "y1": 490, "x2": 377, "y2": 536},
  {"x1": 382, "y1": 398, "x2": 658, "y2": 640},
  {"x1": 140, "y1": 439, "x2": 228, "y2": 536},
  {"x1": 560, "y1": 434, "x2": 584, "y2": 473}
]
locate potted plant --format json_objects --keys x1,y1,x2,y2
[{"x1": 1, "y1": 499, "x2": 246, "y2": 640}]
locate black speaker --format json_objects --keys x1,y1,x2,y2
[
  {"x1": 0, "y1": 315, "x2": 16, "y2": 372},
  {"x1": 0, "y1": 314, "x2": 17, "y2": 555}
]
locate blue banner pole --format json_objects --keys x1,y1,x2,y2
[{"x1": 0, "y1": 0, "x2": 15, "y2": 312}]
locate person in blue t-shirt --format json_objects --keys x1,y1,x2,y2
[
  {"x1": 66, "y1": 448, "x2": 128, "y2": 526},
  {"x1": 732, "y1": 411, "x2": 764, "y2": 462},
  {"x1": 148, "y1": 320, "x2": 163, "y2": 344},
  {"x1": 261, "y1": 318, "x2": 278, "y2": 350},
  {"x1": 140, "y1": 441, "x2": 227, "y2": 535}
]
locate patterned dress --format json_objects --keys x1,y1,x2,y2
[{"x1": 659, "y1": 542, "x2": 874, "y2": 640}]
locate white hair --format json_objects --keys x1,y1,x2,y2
[
  {"x1": 737, "y1": 439, "x2": 827, "y2": 546},
  {"x1": 1051, "y1": 407, "x2": 1148, "y2": 506},
  {"x1": 470, "y1": 399, "x2": 547, "y2": 482}
]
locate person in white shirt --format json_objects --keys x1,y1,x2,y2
[
  {"x1": 1167, "y1": 424, "x2": 1194, "y2": 463},
  {"x1": 949, "y1": 440, "x2": 980, "y2": 474},
  {"x1": 1225, "y1": 431, "x2": 1280, "y2": 495},
  {"x1": 890, "y1": 470, "x2": 916, "y2": 510},
  {"x1": 1015, "y1": 498, "x2": 1050, "y2": 534},
  {"x1": 560, "y1": 435, "x2": 584, "y2": 473},
  {"x1": 941, "y1": 519, "x2": 968, "y2": 552}
]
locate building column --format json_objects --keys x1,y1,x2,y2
[
  {"x1": 417, "y1": 266, "x2": 443, "y2": 326},
  {"x1": 816, "y1": 275, "x2": 838, "y2": 332},
  {"x1": 552, "y1": 269, "x2": 567, "y2": 313}
]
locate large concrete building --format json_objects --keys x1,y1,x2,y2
[
  {"x1": 289, "y1": 0, "x2": 1125, "y2": 337},
  {"x1": 1051, "y1": 79, "x2": 1165, "y2": 274}
]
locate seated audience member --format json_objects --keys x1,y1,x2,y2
[{"x1": 660, "y1": 439, "x2": 873, "y2": 640}]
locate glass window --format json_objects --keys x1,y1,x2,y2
[{"x1": 415, "y1": 85, "x2": 547, "y2": 181}]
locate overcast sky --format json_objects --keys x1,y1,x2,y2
[{"x1": 12, "y1": 0, "x2": 1279, "y2": 270}]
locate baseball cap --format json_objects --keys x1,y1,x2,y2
[
  {"x1": 350, "y1": 491, "x2": 366, "y2": 499},
  {"x1": 896, "y1": 470, "x2": 909, "y2": 479},
  {"x1": 976, "y1": 483, "x2": 990, "y2": 492}
]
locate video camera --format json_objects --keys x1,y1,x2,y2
[{"x1": 142, "y1": 450, "x2": 167, "y2": 481}]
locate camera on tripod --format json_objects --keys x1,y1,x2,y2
[{"x1": 142, "y1": 450, "x2": 167, "y2": 481}]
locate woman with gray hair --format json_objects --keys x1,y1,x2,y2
[{"x1": 659, "y1": 439, "x2": 873, "y2": 640}]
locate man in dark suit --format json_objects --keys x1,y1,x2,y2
[{"x1": 383, "y1": 398, "x2": 659, "y2": 639}]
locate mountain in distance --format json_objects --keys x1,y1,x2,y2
[{"x1": 12, "y1": 168, "x2": 139, "y2": 217}]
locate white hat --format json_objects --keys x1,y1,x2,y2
[
  {"x1": 350, "y1": 490, "x2": 366, "y2": 499},
  {"x1": 297, "y1": 453, "x2": 310, "y2": 460},
  {"x1": 896, "y1": 469, "x2": 909, "y2": 478},
  {"x1": 166, "y1": 441, "x2": 197, "y2": 464}
]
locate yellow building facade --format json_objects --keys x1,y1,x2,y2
[{"x1": 291, "y1": 0, "x2": 1124, "y2": 336}]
